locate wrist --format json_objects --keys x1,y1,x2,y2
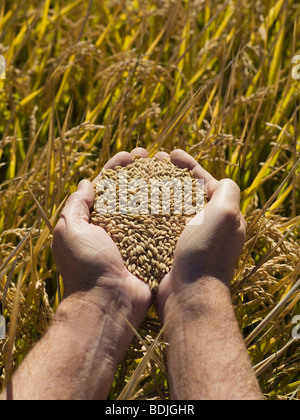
[
  {"x1": 59, "y1": 273, "x2": 147, "y2": 331},
  {"x1": 159, "y1": 274, "x2": 232, "y2": 324},
  {"x1": 54, "y1": 288, "x2": 135, "y2": 343},
  {"x1": 52, "y1": 292, "x2": 137, "y2": 388},
  {"x1": 17, "y1": 291, "x2": 137, "y2": 400}
]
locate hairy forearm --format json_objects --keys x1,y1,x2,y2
[
  {"x1": 163, "y1": 277, "x2": 263, "y2": 400},
  {"x1": 0, "y1": 290, "x2": 136, "y2": 400}
]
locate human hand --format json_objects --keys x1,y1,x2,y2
[
  {"x1": 156, "y1": 149, "x2": 247, "y2": 319},
  {"x1": 149, "y1": 151, "x2": 261, "y2": 401},
  {"x1": 51, "y1": 149, "x2": 153, "y2": 328}
]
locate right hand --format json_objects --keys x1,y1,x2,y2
[{"x1": 156, "y1": 149, "x2": 247, "y2": 319}]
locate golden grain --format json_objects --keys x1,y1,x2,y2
[{"x1": 90, "y1": 157, "x2": 207, "y2": 291}]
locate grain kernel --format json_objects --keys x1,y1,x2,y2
[{"x1": 90, "y1": 157, "x2": 207, "y2": 291}]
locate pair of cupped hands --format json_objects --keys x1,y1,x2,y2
[{"x1": 52, "y1": 148, "x2": 246, "y2": 329}]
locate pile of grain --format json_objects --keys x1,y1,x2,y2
[{"x1": 90, "y1": 156, "x2": 207, "y2": 291}]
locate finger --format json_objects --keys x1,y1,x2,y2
[
  {"x1": 77, "y1": 179, "x2": 95, "y2": 208},
  {"x1": 189, "y1": 179, "x2": 242, "y2": 228},
  {"x1": 130, "y1": 147, "x2": 148, "y2": 158},
  {"x1": 154, "y1": 151, "x2": 170, "y2": 161},
  {"x1": 170, "y1": 149, "x2": 215, "y2": 184},
  {"x1": 104, "y1": 151, "x2": 133, "y2": 169},
  {"x1": 61, "y1": 179, "x2": 94, "y2": 224},
  {"x1": 206, "y1": 179, "x2": 247, "y2": 238},
  {"x1": 93, "y1": 152, "x2": 133, "y2": 184},
  {"x1": 206, "y1": 178, "x2": 241, "y2": 210}
]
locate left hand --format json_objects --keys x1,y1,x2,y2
[{"x1": 51, "y1": 149, "x2": 153, "y2": 328}]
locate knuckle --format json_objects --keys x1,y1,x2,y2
[
  {"x1": 221, "y1": 205, "x2": 240, "y2": 224},
  {"x1": 221, "y1": 207, "x2": 246, "y2": 241},
  {"x1": 219, "y1": 178, "x2": 241, "y2": 193},
  {"x1": 212, "y1": 202, "x2": 241, "y2": 230}
]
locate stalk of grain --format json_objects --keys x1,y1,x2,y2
[{"x1": 90, "y1": 156, "x2": 207, "y2": 291}]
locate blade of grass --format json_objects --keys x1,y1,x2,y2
[
  {"x1": 117, "y1": 326, "x2": 165, "y2": 400},
  {"x1": 22, "y1": 178, "x2": 53, "y2": 234},
  {"x1": 233, "y1": 219, "x2": 300, "y2": 295},
  {"x1": 4, "y1": 268, "x2": 23, "y2": 386},
  {"x1": 245, "y1": 269, "x2": 300, "y2": 347}
]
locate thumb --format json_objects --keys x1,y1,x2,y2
[
  {"x1": 77, "y1": 179, "x2": 95, "y2": 208},
  {"x1": 61, "y1": 180, "x2": 95, "y2": 224}
]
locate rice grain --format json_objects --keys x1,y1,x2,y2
[{"x1": 90, "y1": 156, "x2": 207, "y2": 291}]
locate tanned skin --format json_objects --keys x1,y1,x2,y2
[{"x1": 0, "y1": 148, "x2": 262, "y2": 400}]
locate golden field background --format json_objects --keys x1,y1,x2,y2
[{"x1": 0, "y1": 0, "x2": 299, "y2": 399}]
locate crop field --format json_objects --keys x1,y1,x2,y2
[{"x1": 0, "y1": 0, "x2": 299, "y2": 400}]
